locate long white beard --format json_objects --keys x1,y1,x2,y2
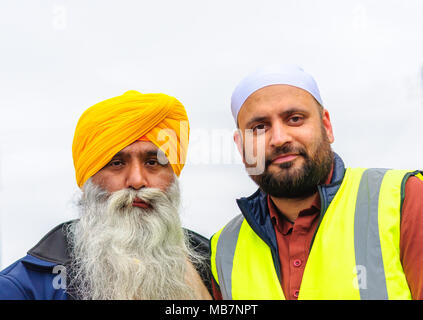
[{"x1": 66, "y1": 178, "x2": 204, "y2": 300}]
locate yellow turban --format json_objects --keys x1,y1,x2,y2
[{"x1": 72, "y1": 90, "x2": 190, "y2": 188}]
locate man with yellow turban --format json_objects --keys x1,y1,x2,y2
[{"x1": 0, "y1": 90, "x2": 212, "y2": 300}]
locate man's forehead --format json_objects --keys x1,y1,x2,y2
[
  {"x1": 238, "y1": 85, "x2": 318, "y2": 124},
  {"x1": 113, "y1": 140, "x2": 159, "y2": 157}
]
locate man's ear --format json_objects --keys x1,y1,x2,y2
[
  {"x1": 322, "y1": 109, "x2": 335, "y2": 144},
  {"x1": 233, "y1": 129, "x2": 244, "y2": 161}
]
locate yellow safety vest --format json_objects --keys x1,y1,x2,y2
[{"x1": 211, "y1": 168, "x2": 423, "y2": 300}]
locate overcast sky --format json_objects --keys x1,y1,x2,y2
[{"x1": 1, "y1": 0, "x2": 422, "y2": 268}]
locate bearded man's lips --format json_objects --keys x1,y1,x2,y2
[
  {"x1": 270, "y1": 153, "x2": 300, "y2": 165},
  {"x1": 132, "y1": 198, "x2": 151, "y2": 209}
]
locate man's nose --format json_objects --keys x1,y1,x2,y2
[
  {"x1": 268, "y1": 122, "x2": 292, "y2": 148},
  {"x1": 126, "y1": 162, "x2": 147, "y2": 190}
]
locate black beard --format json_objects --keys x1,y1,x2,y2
[{"x1": 251, "y1": 134, "x2": 333, "y2": 199}]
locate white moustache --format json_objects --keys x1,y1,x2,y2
[{"x1": 106, "y1": 183, "x2": 180, "y2": 214}]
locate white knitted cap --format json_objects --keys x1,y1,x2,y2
[{"x1": 231, "y1": 64, "x2": 323, "y2": 124}]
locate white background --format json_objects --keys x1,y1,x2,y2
[{"x1": 1, "y1": 0, "x2": 422, "y2": 268}]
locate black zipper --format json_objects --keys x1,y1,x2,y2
[{"x1": 309, "y1": 185, "x2": 326, "y2": 253}]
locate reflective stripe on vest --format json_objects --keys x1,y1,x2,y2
[{"x1": 211, "y1": 168, "x2": 421, "y2": 300}]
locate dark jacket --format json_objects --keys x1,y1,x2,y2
[{"x1": 0, "y1": 220, "x2": 211, "y2": 300}]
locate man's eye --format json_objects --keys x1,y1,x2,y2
[
  {"x1": 288, "y1": 116, "x2": 303, "y2": 125},
  {"x1": 109, "y1": 160, "x2": 124, "y2": 167},
  {"x1": 146, "y1": 159, "x2": 158, "y2": 166},
  {"x1": 252, "y1": 124, "x2": 266, "y2": 132}
]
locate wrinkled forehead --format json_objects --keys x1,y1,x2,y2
[{"x1": 113, "y1": 140, "x2": 160, "y2": 158}]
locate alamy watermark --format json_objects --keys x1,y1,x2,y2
[
  {"x1": 52, "y1": 5, "x2": 67, "y2": 30},
  {"x1": 153, "y1": 121, "x2": 267, "y2": 175},
  {"x1": 353, "y1": 265, "x2": 367, "y2": 290},
  {"x1": 52, "y1": 265, "x2": 67, "y2": 290}
]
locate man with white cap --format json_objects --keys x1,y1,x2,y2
[{"x1": 210, "y1": 65, "x2": 423, "y2": 300}]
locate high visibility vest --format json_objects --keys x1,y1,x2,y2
[{"x1": 211, "y1": 168, "x2": 423, "y2": 300}]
